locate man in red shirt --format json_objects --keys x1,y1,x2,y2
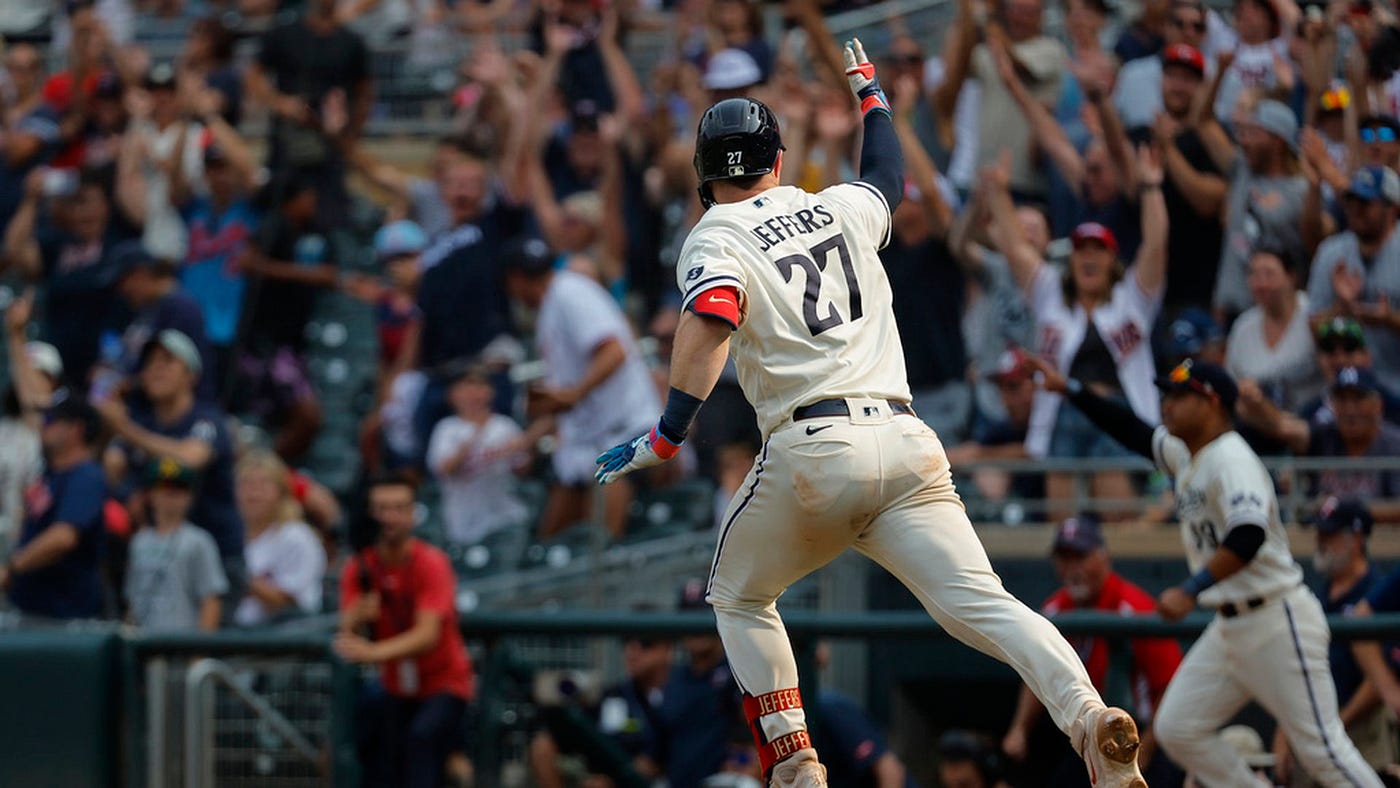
[
  {"x1": 334, "y1": 473, "x2": 474, "y2": 788},
  {"x1": 1001, "y1": 515, "x2": 1183, "y2": 786}
]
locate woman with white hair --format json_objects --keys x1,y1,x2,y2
[{"x1": 233, "y1": 450, "x2": 326, "y2": 626}]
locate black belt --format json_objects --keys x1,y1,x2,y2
[
  {"x1": 793, "y1": 399, "x2": 915, "y2": 421},
  {"x1": 1218, "y1": 597, "x2": 1267, "y2": 618}
]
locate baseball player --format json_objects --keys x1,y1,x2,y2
[
  {"x1": 1028, "y1": 355, "x2": 1383, "y2": 788},
  {"x1": 595, "y1": 40, "x2": 1148, "y2": 788}
]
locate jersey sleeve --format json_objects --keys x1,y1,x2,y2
[
  {"x1": 1213, "y1": 461, "x2": 1272, "y2": 532},
  {"x1": 1150, "y1": 426, "x2": 1190, "y2": 477},
  {"x1": 818, "y1": 182, "x2": 892, "y2": 251},
  {"x1": 677, "y1": 229, "x2": 749, "y2": 311}
]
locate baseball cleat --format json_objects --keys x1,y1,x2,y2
[
  {"x1": 770, "y1": 749, "x2": 828, "y2": 788},
  {"x1": 1073, "y1": 707, "x2": 1147, "y2": 788}
]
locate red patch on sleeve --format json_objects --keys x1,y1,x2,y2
[{"x1": 689, "y1": 286, "x2": 742, "y2": 328}]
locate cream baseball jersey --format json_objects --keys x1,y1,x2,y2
[
  {"x1": 1151, "y1": 427, "x2": 1302, "y2": 607},
  {"x1": 676, "y1": 182, "x2": 912, "y2": 436}
]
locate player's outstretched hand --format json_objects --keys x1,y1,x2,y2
[
  {"x1": 595, "y1": 425, "x2": 681, "y2": 485},
  {"x1": 1156, "y1": 587, "x2": 1195, "y2": 621},
  {"x1": 843, "y1": 38, "x2": 891, "y2": 116}
]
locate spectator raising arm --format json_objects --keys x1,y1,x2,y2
[
  {"x1": 5, "y1": 290, "x2": 50, "y2": 430},
  {"x1": 930, "y1": 0, "x2": 978, "y2": 149},
  {"x1": 1192, "y1": 50, "x2": 1238, "y2": 176},
  {"x1": 1, "y1": 171, "x2": 46, "y2": 281},
  {"x1": 993, "y1": 36, "x2": 1085, "y2": 192},
  {"x1": 985, "y1": 152, "x2": 1045, "y2": 291},
  {"x1": 1132, "y1": 144, "x2": 1170, "y2": 295},
  {"x1": 597, "y1": 5, "x2": 644, "y2": 125},
  {"x1": 892, "y1": 76, "x2": 954, "y2": 239}
]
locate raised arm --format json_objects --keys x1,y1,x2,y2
[
  {"x1": 992, "y1": 37, "x2": 1085, "y2": 190},
  {"x1": 931, "y1": 0, "x2": 978, "y2": 127},
  {"x1": 1132, "y1": 144, "x2": 1169, "y2": 295},
  {"x1": 1234, "y1": 378, "x2": 1311, "y2": 454},
  {"x1": 1192, "y1": 51, "x2": 1238, "y2": 174},
  {"x1": 784, "y1": 0, "x2": 850, "y2": 93},
  {"x1": 1091, "y1": 82, "x2": 1140, "y2": 194},
  {"x1": 596, "y1": 114, "x2": 629, "y2": 285},
  {"x1": 893, "y1": 76, "x2": 954, "y2": 238},
  {"x1": 597, "y1": 6, "x2": 645, "y2": 124},
  {"x1": 985, "y1": 153, "x2": 1044, "y2": 291},
  {"x1": 4, "y1": 291, "x2": 50, "y2": 430},
  {"x1": 2, "y1": 172, "x2": 44, "y2": 280},
  {"x1": 846, "y1": 39, "x2": 904, "y2": 211}
]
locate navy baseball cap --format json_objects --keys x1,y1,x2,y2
[
  {"x1": 1345, "y1": 165, "x2": 1400, "y2": 204},
  {"x1": 1052, "y1": 514, "x2": 1104, "y2": 555},
  {"x1": 1313, "y1": 496, "x2": 1373, "y2": 536},
  {"x1": 502, "y1": 236, "x2": 554, "y2": 276},
  {"x1": 1167, "y1": 308, "x2": 1224, "y2": 358},
  {"x1": 1331, "y1": 365, "x2": 1382, "y2": 396},
  {"x1": 1155, "y1": 358, "x2": 1239, "y2": 411}
]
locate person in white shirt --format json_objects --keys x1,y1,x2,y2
[
  {"x1": 986, "y1": 144, "x2": 1169, "y2": 521},
  {"x1": 504, "y1": 237, "x2": 660, "y2": 541},
  {"x1": 426, "y1": 366, "x2": 530, "y2": 547},
  {"x1": 233, "y1": 450, "x2": 326, "y2": 627},
  {"x1": 1224, "y1": 242, "x2": 1322, "y2": 411}
]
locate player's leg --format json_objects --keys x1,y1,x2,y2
[
  {"x1": 854, "y1": 420, "x2": 1141, "y2": 786},
  {"x1": 1152, "y1": 621, "x2": 1256, "y2": 788},
  {"x1": 1241, "y1": 590, "x2": 1383, "y2": 788},
  {"x1": 705, "y1": 428, "x2": 867, "y2": 782},
  {"x1": 854, "y1": 489, "x2": 1100, "y2": 730}
]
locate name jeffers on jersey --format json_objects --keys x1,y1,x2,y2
[{"x1": 749, "y1": 205, "x2": 836, "y2": 252}]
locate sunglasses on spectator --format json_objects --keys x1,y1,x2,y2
[
  {"x1": 889, "y1": 53, "x2": 923, "y2": 65},
  {"x1": 1361, "y1": 127, "x2": 1398, "y2": 143},
  {"x1": 1316, "y1": 320, "x2": 1366, "y2": 349},
  {"x1": 1172, "y1": 16, "x2": 1207, "y2": 31}
]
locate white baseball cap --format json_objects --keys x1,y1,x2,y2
[
  {"x1": 26, "y1": 341, "x2": 63, "y2": 381},
  {"x1": 704, "y1": 49, "x2": 763, "y2": 91}
]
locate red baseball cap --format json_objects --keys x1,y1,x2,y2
[
  {"x1": 987, "y1": 347, "x2": 1034, "y2": 383},
  {"x1": 1070, "y1": 222, "x2": 1119, "y2": 254},
  {"x1": 1162, "y1": 44, "x2": 1206, "y2": 77}
]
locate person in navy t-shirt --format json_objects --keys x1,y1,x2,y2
[
  {"x1": 110, "y1": 241, "x2": 214, "y2": 402},
  {"x1": 95, "y1": 330, "x2": 244, "y2": 615},
  {"x1": 2, "y1": 396, "x2": 107, "y2": 619}
]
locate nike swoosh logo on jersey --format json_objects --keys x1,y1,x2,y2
[
  {"x1": 805, "y1": 424, "x2": 833, "y2": 435},
  {"x1": 707, "y1": 294, "x2": 735, "y2": 305}
]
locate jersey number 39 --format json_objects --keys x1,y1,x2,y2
[{"x1": 774, "y1": 233, "x2": 863, "y2": 336}]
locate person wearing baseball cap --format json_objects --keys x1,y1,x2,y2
[
  {"x1": 101, "y1": 327, "x2": 245, "y2": 607},
  {"x1": 1002, "y1": 514, "x2": 1183, "y2": 777},
  {"x1": 1305, "y1": 158, "x2": 1400, "y2": 394},
  {"x1": 2, "y1": 393, "x2": 107, "y2": 620},
  {"x1": 945, "y1": 348, "x2": 1045, "y2": 508},
  {"x1": 1213, "y1": 99, "x2": 1308, "y2": 320},
  {"x1": 109, "y1": 241, "x2": 215, "y2": 401},
  {"x1": 125, "y1": 457, "x2": 229, "y2": 632},
  {"x1": 1298, "y1": 317, "x2": 1400, "y2": 427}
]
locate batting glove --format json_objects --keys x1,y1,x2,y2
[
  {"x1": 595, "y1": 424, "x2": 682, "y2": 485},
  {"x1": 843, "y1": 38, "x2": 891, "y2": 118}
]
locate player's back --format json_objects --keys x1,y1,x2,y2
[{"x1": 677, "y1": 182, "x2": 911, "y2": 436}]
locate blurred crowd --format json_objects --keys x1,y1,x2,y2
[{"x1": 2, "y1": 0, "x2": 1400, "y2": 781}]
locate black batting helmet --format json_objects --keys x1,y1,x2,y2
[{"x1": 693, "y1": 98, "x2": 784, "y2": 208}]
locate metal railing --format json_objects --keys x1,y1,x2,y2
[{"x1": 0, "y1": 609, "x2": 1380, "y2": 787}]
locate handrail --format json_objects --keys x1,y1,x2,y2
[
  {"x1": 950, "y1": 455, "x2": 1400, "y2": 472},
  {"x1": 116, "y1": 610, "x2": 1400, "y2": 646}
]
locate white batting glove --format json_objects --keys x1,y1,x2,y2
[
  {"x1": 843, "y1": 37, "x2": 891, "y2": 117},
  {"x1": 595, "y1": 425, "x2": 681, "y2": 485}
]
